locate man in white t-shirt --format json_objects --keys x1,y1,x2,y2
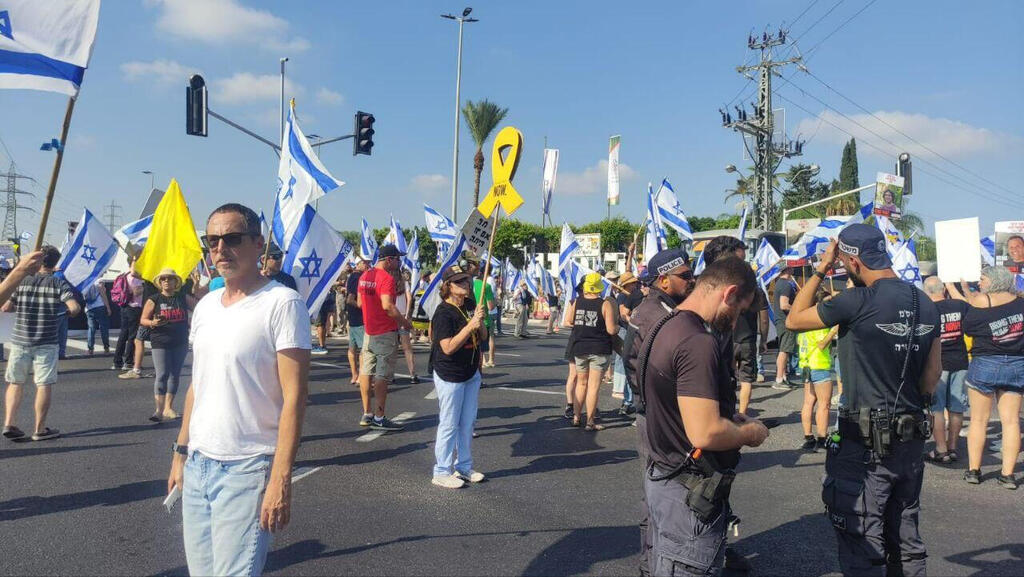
[{"x1": 167, "y1": 203, "x2": 311, "y2": 576}]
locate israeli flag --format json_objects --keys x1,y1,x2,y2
[
  {"x1": 891, "y1": 239, "x2": 922, "y2": 289},
  {"x1": 505, "y1": 262, "x2": 519, "y2": 293},
  {"x1": 424, "y1": 204, "x2": 457, "y2": 255},
  {"x1": 55, "y1": 208, "x2": 118, "y2": 293},
  {"x1": 737, "y1": 206, "x2": 749, "y2": 242},
  {"x1": 524, "y1": 270, "x2": 540, "y2": 298},
  {"x1": 875, "y1": 214, "x2": 904, "y2": 256},
  {"x1": 360, "y1": 218, "x2": 378, "y2": 264},
  {"x1": 259, "y1": 210, "x2": 268, "y2": 240},
  {"x1": 406, "y1": 230, "x2": 421, "y2": 290},
  {"x1": 115, "y1": 214, "x2": 153, "y2": 250},
  {"x1": 419, "y1": 234, "x2": 468, "y2": 318},
  {"x1": 480, "y1": 250, "x2": 501, "y2": 271},
  {"x1": 389, "y1": 215, "x2": 409, "y2": 256},
  {"x1": 654, "y1": 179, "x2": 693, "y2": 240},
  {"x1": 558, "y1": 223, "x2": 580, "y2": 276},
  {"x1": 272, "y1": 105, "x2": 345, "y2": 251},
  {"x1": 782, "y1": 201, "x2": 874, "y2": 262},
  {"x1": 753, "y1": 238, "x2": 783, "y2": 288},
  {"x1": 540, "y1": 267, "x2": 557, "y2": 297},
  {"x1": 281, "y1": 206, "x2": 352, "y2": 315},
  {"x1": 693, "y1": 250, "x2": 706, "y2": 276},
  {"x1": 644, "y1": 183, "x2": 667, "y2": 265},
  {"x1": 0, "y1": 0, "x2": 100, "y2": 97},
  {"x1": 981, "y1": 235, "x2": 996, "y2": 267}
]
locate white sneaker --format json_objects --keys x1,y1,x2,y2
[
  {"x1": 455, "y1": 470, "x2": 486, "y2": 483},
  {"x1": 432, "y1": 474, "x2": 465, "y2": 489}
]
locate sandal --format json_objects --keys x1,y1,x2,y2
[
  {"x1": 585, "y1": 421, "x2": 605, "y2": 432},
  {"x1": 925, "y1": 450, "x2": 950, "y2": 464},
  {"x1": 571, "y1": 416, "x2": 581, "y2": 428},
  {"x1": 148, "y1": 412, "x2": 162, "y2": 423},
  {"x1": 947, "y1": 451, "x2": 959, "y2": 462}
]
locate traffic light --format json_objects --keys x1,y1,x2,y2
[
  {"x1": 353, "y1": 111, "x2": 375, "y2": 156},
  {"x1": 186, "y1": 74, "x2": 208, "y2": 137},
  {"x1": 896, "y1": 152, "x2": 912, "y2": 195}
]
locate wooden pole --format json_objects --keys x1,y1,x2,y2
[
  {"x1": 36, "y1": 97, "x2": 77, "y2": 250},
  {"x1": 477, "y1": 206, "x2": 501, "y2": 305}
]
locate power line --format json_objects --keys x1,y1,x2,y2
[
  {"x1": 774, "y1": 92, "x2": 1019, "y2": 209},
  {"x1": 787, "y1": 0, "x2": 823, "y2": 29},
  {"x1": 780, "y1": 76, "x2": 1019, "y2": 205},
  {"x1": 802, "y1": 0, "x2": 880, "y2": 60}
]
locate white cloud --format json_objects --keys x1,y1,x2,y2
[
  {"x1": 70, "y1": 134, "x2": 96, "y2": 149},
  {"x1": 557, "y1": 159, "x2": 636, "y2": 196},
  {"x1": 120, "y1": 59, "x2": 196, "y2": 85},
  {"x1": 148, "y1": 0, "x2": 310, "y2": 52},
  {"x1": 410, "y1": 174, "x2": 450, "y2": 192},
  {"x1": 794, "y1": 110, "x2": 1019, "y2": 159},
  {"x1": 315, "y1": 88, "x2": 344, "y2": 106},
  {"x1": 214, "y1": 73, "x2": 304, "y2": 105}
]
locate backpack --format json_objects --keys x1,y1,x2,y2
[{"x1": 110, "y1": 273, "x2": 131, "y2": 307}]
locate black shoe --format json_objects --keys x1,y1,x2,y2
[
  {"x1": 563, "y1": 404, "x2": 574, "y2": 419},
  {"x1": 997, "y1": 474, "x2": 1018, "y2": 490},
  {"x1": 410, "y1": 375, "x2": 421, "y2": 384},
  {"x1": 815, "y1": 437, "x2": 827, "y2": 451},
  {"x1": 724, "y1": 547, "x2": 751, "y2": 572},
  {"x1": 619, "y1": 403, "x2": 635, "y2": 416},
  {"x1": 370, "y1": 416, "x2": 404, "y2": 431},
  {"x1": 800, "y1": 436, "x2": 817, "y2": 451},
  {"x1": 964, "y1": 469, "x2": 982, "y2": 484}
]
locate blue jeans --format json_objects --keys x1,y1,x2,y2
[
  {"x1": 56, "y1": 313, "x2": 68, "y2": 358},
  {"x1": 433, "y1": 370, "x2": 481, "y2": 477},
  {"x1": 85, "y1": 307, "x2": 110, "y2": 351},
  {"x1": 183, "y1": 452, "x2": 273, "y2": 577}
]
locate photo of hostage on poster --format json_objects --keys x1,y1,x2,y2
[
  {"x1": 995, "y1": 221, "x2": 1024, "y2": 273},
  {"x1": 874, "y1": 172, "x2": 904, "y2": 220}
]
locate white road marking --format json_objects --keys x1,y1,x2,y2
[
  {"x1": 495, "y1": 352, "x2": 521, "y2": 357},
  {"x1": 425, "y1": 388, "x2": 438, "y2": 400},
  {"x1": 494, "y1": 386, "x2": 563, "y2": 396},
  {"x1": 292, "y1": 466, "x2": 322, "y2": 483},
  {"x1": 356, "y1": 411, "x2": 417, "y2": 442}
]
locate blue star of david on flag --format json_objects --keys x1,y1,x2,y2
[
  {"x1": 897, "y1": 262, "x2": 920, "y2": 284},
  {"x1": 80, "y1": 244, "x2": 97, "y2": 264},
  {"x1": 298, "y1": 249, "x2": 323, "y2": 282}
]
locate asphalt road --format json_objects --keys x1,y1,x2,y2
[{"x1": 1, "y1": 321, "x2": 1022, "y2": 576}]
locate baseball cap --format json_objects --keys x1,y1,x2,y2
[
  {"x1": 378, "y1": 244, "x2": 406, "y2": 258},
  {"x1": 583, "y1": 272, "x2": 606, "y2": 294},
  {"x1": 648, "y1": 248, "x2": 691, "y2": 277},
  {"x1": 837, "y1": 223, "x2": 892, "y2": 270},
  {"x1": 442, "y1": 265, "x2": 473, "y2": 285}
]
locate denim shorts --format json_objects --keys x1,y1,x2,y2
[
  {"x1": 5, "y1": 343, "x2": 59, "y2": 386},
  {"x1": 933, "y1": 370, "x2": 968, "y2": 413},
  {"x1": 966, "y1": 355, "x2": 1024, "y2": 395},
  {"x1": 803, "y1": 368, "x2": 834, "y2": 384},
  {"x1": 574, "y1": 354, "x2": 610, "y2": 374}
]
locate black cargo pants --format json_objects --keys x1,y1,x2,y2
[
  {"x1": 823, "y1": 421, "x2": 927, "y2": 577},
  {"x1": 645, "y1": 468, "x2": 729, "y2": 577}
]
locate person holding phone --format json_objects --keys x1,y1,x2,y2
[{"x1": 140, "y1": 268, "x2": 196, "y2": 422}]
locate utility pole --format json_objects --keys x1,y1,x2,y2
[
  {"x1": 722, "y1": 29, "x2": 805, "y2": 231},
  {"x1": 0, "y1": 162, "x2": 36, "y2": 241},
  {"x1": 104, "y1": 200, "x2": 123, "y2": 231}
]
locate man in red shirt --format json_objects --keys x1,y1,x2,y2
[{"x1": 357, "y1": 244, "x2": 413, "y2": 430}]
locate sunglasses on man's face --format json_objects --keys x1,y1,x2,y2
[
  {"x1": 202, "y1": 232, "x2": 255, "y2": 250},
  {"x1": 668, "y1": 270, "x2": 694, "y2": 281}
]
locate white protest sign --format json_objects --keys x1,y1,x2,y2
[
  {"x1": 460, "y1": 209, "x2": 496, "y2": 257},
  {"x1": 935, "y1": 217, "x2": 981, "y2": 282}
]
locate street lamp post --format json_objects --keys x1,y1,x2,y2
[
  {"x1": 442, "y1": 8, "x2": 478, "y2": 224},
  {"x1": 141, "y1": 170, "x2": 154, "y2": 191}
]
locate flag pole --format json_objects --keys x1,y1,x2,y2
[
  {"x1": 478, "y1": 206, "x2": 501, "y2": 304},
  {"x1": 35, "y1": 97, "x2": 77, "y2": 250}
]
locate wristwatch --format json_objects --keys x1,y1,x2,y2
[
  {"x1": 813, "y1": 270, "x2": 827, "y2": 280},
  {"x1": 172, "y1": 442, "x2": 188, "y2": 456}
]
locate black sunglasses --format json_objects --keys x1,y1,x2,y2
[
  {"x1": 668, "y1": 270, "x2": 694, "y2": 281},
  {"x1": 202, "y1": 232, "x2": 256, "y2": 249}
]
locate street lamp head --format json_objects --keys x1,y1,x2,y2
[
  {"x1": 141, "y1": 170, "x2": 152, "y2": 175},
  {"x1": 441, "y1": 13, "x2": 456, "y2": 19},
  {"x1": 725, "y1": 164, "x2": 737, "y2": 174},
  {"x1": 809, "y1": 164, "x2": 820, "y2": 175},
  {"x1": 463, "y1": 7, "x2": 472, "y2": 17}
]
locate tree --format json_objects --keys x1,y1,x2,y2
[
  {"x1": 461, "y1": 99, "x2": 509, "y2": 208},
  {"x1": 915, "y1": 236, "x2": 936, "y2": 261},
  {"x1": 780, "y1": 163, "x2": 830, "y2": 219},
  {"x1": 839, "y1": 138, "x2": 859, "y2": 191},
  {"x1": 576, "y1": 217, "x2": 637, "y2": 253}
]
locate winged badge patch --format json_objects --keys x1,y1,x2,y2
[{"x1": 875, "y1": 322, "x2": 935, "y2": 338}]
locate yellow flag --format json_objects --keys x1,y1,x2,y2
[{"x1": 135, "y1": 178, "x2": 202, "y2": 284}]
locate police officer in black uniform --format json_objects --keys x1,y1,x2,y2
[{"x1": 786, "y1": 224, "x2": 941, "y2": 577}]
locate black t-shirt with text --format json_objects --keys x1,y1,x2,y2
[
  {"x1": 935, "y1": 299, "x2": 970, "y2": 371},
  {"x1": 431, "y1": 301, "x2": 480, "y2": 382},
  {"x1": 148, "y1": 292, "x2": 189, "y2": 349},
  {"x1": 735, "y1": 288, "x2": 768, "y2": 345},
  {"x1": 963, "y1": 298, "x2": 1024, "y2": 357},
  {"x1": 345, "y1": 272, "x2": 363, "y2": 327},
  {"x1": 570, "y1": 296, "x2": 612, "y2": 357},
  {"x1": 643, "y1": 310, "x2": 739, "y2": 471},
  {"x1": 772, "y1": 278, "x2": 796, "y2": 321},
  {"x1": 818, "y1": 278, "x2": 939, "y2": 414}
]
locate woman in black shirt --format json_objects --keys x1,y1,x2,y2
[
  {"x1": 564, "y1": 273, "x2": 617, "y2": 431},
  {"x1": 947, "y1": 266, "x2": 1023, "y2": 489},
  {"x1": 140, "y1": 269, "x2": 197, "y2": 422},
  {"x1": 429, "y1": 266, "x2": 488, "y2": 489}
]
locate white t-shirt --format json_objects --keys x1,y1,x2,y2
[{"x1": 188, "y1": 280, "x2": 311, "y2": 460}]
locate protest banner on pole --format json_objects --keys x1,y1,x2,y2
[
  {"x1": 935, "y1": 217, "x2": 981, "y2": 282},
  {"x1": 476, "y1": 126, "x2": 525, "y2": 303}
]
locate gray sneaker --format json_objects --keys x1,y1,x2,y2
[
  {"x1": 370, "y1": 416, "x2": 404, "y2": 431},
  {"x1": 358, "y1": 413, "x2": 373, "y2": 427},
  {"x1": 771, "y1": 380, "x2": 795, "y2": 391}
]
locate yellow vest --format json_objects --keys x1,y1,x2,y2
[{"x1": 798, "y1": 328, "x2": 833, "y2": 371}]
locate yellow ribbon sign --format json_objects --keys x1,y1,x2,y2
[{"x1": 477, "y1": 126, "x2": 525, "y2": 218}]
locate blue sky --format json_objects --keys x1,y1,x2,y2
[{"x1": 2, "y1": 0, "x2": 1022, "y2": 246}]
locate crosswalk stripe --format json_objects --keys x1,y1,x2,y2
[{"x1": 356, "y1": 411, "x2": 417, "y2": 442}]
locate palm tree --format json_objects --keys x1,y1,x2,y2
[{"x1": 462, "y1": 99, "x2": 509, "y2": 207}]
